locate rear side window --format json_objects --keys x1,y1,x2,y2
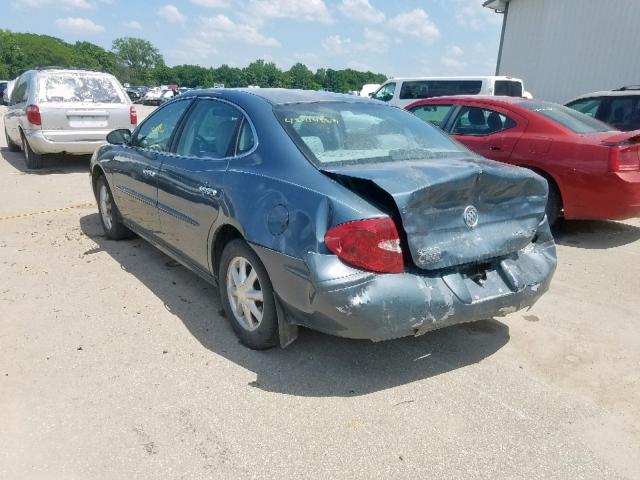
[
  {"x1": 10, "y1": 77, "x2": 28, "y2": 105},
  {"x1": 409, "y1": 104, "x2": 453, "y2": 127},
  {"x1": 176, "y1": 99, "x2": 241, "y2": 158},
  {"x1": 519, "y1": 101, "x2": 612, "y2": 133},
  {"x1": 451, "y1": 106, "x2": 517, "y2": 136},
  {"x1": 494, "y1": 81, "x2": 523, "y2": 97},
  {"x1": 236, "y1": 120, "x2": 255, "y2": 154},
  {"x1": 602, "y1": 96, "x2": 640, "y2": 131},
  {"x1": 399, "y1": 80, "x2": 483, "y2": 100},
  {"x1": 566, "y1": 97, "x2": 603, "y2": 117},
  {"x1": 38, "y1": 74, "x2": 125, "y2": 104}
]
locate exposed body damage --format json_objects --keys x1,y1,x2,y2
[
  {"x1": 91, "y1": 88, "x2": 557, "y2": 349},
  {"x1": 255, "y1": 216, "x2": 555, "y2": 342}
]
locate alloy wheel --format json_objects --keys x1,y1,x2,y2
[{"x1": 226, "y1": 256, "x2": 264, "y2": 331}]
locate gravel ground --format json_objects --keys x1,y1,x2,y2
[{"x1": 1, "y1": 105, "x2": 639, "y2": 479}]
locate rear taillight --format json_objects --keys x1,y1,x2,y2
[
  {"x1": 130, "y1": 106, "x2": 137, "y2": 125},
  {"x1": 25, "y1": 104, "x2": 41, "y2": 126},
  {"x1": 608, "y1": 142, "x2": 640, "y2": 171},
  {"x1": 324, "y1": 217, "x2": 404, "y2": 273}
]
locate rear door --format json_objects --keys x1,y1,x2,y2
[
  {"x1": 446, "y1": 103, "x2": 527, "y2": 162},
  {"x1": 110, "y1": 98, "x2": 192, "y2": 234},
  {"x1": 156, "y1": 98, "x2": 247, "y2": 270},
  {"x1": 37, "y1": 73, "x2": 132, "y2": 138}
]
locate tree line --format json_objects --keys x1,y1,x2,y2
[{"x1": 0, "y1": 30, "x2": 386, "y2": 92}]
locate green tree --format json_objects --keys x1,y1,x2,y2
[
  {"x1": 112, "y1": 37, "x2": 164, "y2": 85},
  {"x1": 285, "y1": 63, "x2": 319, "y2": 89}
]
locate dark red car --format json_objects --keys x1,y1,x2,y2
[{"x1": 406, "y1": 96, "x2": 640, "y2": 223}]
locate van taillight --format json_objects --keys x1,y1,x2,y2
[
  {"x1": 130, "y1": 106, "x2": 137, "y2": 125},
  {"x1": 25, "y1": 105, "x2": 41, "y2": 126},
  {"x1": 324, "y1": 217, "x2": 404, "y2": 273},
  {"x1": 609, "y1": 142, "x2": 640, "y2": 171}
]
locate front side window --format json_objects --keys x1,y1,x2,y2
[
  {"x1": 566, "y1": 97, "x2": 603, "y2": 118},
  {"x1": 372, "y1": 82, "x2": 395, "y2": 102},
  {"x1": 176, "y1": 99, "x2": 241, "y2": 158},
  {"x1": 38, "y1": 74, "x2": 125, "y2": 104},
  {"x1": 451, "y1": 106, "x2": 517, "y2": 136},
  {"x1": 519, "y1": 101, "x2": 612, "y2": 134},
  {"x1": 409, "y1": 104, "x2": 453, "y2": 127},
  {"x1": 275, "y1": 102, "x2": 469, "y2": 166},
  {"x1": 132, "y1": 99, "x2": 191, "y2": 151}
]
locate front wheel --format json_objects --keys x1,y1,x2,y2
[
  {"x1": 96, "y1": 176, "x2": 132, "y2": 240},
  {"x1": 219, "y1": 239, "x2": 279, "y2": 350}
]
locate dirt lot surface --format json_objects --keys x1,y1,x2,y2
[{"x1": 1, "y1": 105, "x2": 639, "y2": 479}]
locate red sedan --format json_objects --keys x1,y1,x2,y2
[{"x1": 406, "y1": 96, "x2": 640, "y2": 223}]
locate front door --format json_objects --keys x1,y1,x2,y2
[
  {"x1": 156, "y1": 98, "x2": 246, "y2": 270},
  {"x1": 448, "y1": 104, "x2": 526, "y2": 163},
  {"x1": 110, "y1": 98, "x2": 192, "y2": 235}
]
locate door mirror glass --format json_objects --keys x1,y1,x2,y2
[{"x1": 107, "y1": 129, "x2": 131, "y2": 145}]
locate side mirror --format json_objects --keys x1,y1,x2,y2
[
  {"x1": 368, "y1": 92, "x2": 375, "y2": 97},
  {"x1": 106, "y1": 129, "x2": 131, "y2": 145}
]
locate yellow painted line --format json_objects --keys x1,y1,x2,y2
[{"x1": 0, "y1": 202, "x2": 95, "y2": 221}]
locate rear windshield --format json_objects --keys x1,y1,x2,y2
[
  {"x1": 274, "y1": 102, "x2": 469, "y2": 166},
  {"x1": 518, "y1": 101, "x2": 613, "y2": 133},
  {"x1": 495, "y1": 80, "x2": 523, "y2": 97},
  {"x1": 399, "y1": 80, "x2": 483, "y2": 100},
  {"x1": 38, "y1": 74, "x2": 126, "y2": 104}
]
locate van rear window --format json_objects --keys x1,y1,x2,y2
[
  {"x1": 39, "y1": 74, "x2": 125, "y2": 104},
  {"x1": 495, "y1": 80, "x2": 523, "y2": 97},
  {"x1": 399, "y1": 80, "x2": 482, "y2": 100}
]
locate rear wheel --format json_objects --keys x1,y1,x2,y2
[
  {"x1": 96, "y1": 175, "x2": 132, "y2": 240},
  {"x1": 21, "y1": 133, "x2": 42, "y2": 169},
  {"x1": 219, "y1": 239, "x2": 278, "y2": 350},
  {"x1": 4, "y1": 128, "x2": 20, "y2": 152},
  {"x1": 545, "y1": 180, "x2": 562, "y2": 226}
]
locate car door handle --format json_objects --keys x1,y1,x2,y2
[
  {"x1": 199, "y1": 186, "x2": 219, "y2": 197},
  {"x1": 142, "y1": 169, "x2": 156, "y2": 177},
  {"x1": 489, "y1": 146, "x2": 502, "y2": 151}
]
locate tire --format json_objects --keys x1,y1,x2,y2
[
  {"x1": 96, "y1": 175, "x2": 133, "y2": 240},
  {"x1": 4, "y1": 128, "x2": 20, "y2": 152},
  {"x1": 21, "y1": 132, "x2": 42, "y2": 169},
  {"x1": 545, "y1": 180, "x2": 562, "y2": 227},
  {"x1": 219, "y1": 239, "x2": 279, "y2": 350}
]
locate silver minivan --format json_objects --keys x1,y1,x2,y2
[{"x1": 3, "y1": 68, "x2": 136, "y2": 169}]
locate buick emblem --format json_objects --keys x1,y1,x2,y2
[{"x1": 463, "y1": 205, "x2": 479, "y2": 229}]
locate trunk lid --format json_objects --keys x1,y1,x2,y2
[{"x1": 322, "y1": 156, "x2": 547, "y2": 271}]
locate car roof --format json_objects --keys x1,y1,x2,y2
[
  {"x1": 183, "y1": 88, "x2": 376, "y2": 105},
  {"x1": 568, "y1": 89, "x2": 640, "y2": 102},
  {"x1": 30, "y1": 68, "x2": 114, "y2": 77},
  {"x1": 383, "y1": 76, "x2": 523, "y2": 82},
  {"x1": 413, "y1": 95, "x2": 530, "y2": 106}
]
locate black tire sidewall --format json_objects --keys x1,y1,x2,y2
[
  {"x1": 96, "y1": 175, "x2": 131, "y2": 240},
  {"x1": 218, "y1": 239, "x2": 278, "y2": 349},
  {"x1": 21, "y1": 133, "x2": 42, "y2": 169},
  {"x1": 546, "y1": 182, "x2": 561, "y2": 226}
]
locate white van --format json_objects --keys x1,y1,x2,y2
[{"x1": 371, "y1": 76, "x2": 530, "y2": 108}]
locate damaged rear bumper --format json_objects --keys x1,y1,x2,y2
[{"x1": 254, "y1": 219, "x2": 557, "y2": 342}]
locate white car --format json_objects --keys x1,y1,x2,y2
[
  {"x1": 359, "y1": 83, "x2": 380, "y2": 97},
  {"x1": 371, "y1": 76, "x2": 530, "y2": 108},
  {"x1": 3, "y1": 68, "x2": 136, "y2": 169}
]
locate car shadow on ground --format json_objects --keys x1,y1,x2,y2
[
  {"x1": 80, "y1": 213, "x2": 510, "y2": 398},
  {"x1": 554, "y1": 220, "x2": 640, "y2": 249},
  {"x1": 0, "y1": 147, "x2": 90, "y2": 174}
]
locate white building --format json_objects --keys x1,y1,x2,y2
[{"x1": 483, "y1": 0, "x2": 640, "y2": 103}]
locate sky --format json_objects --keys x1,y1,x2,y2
[{"x1": 2, "y1": 0, "x2": 504, "y2": 77}]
